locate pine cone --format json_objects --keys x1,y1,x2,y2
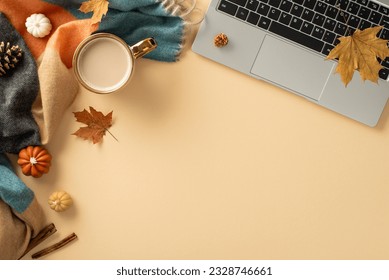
[
  {"x1": 214, "y1": 33, "x2": 228, "y2": 47},
  {"x1": 0, "y1": 41, "x2": 23, "y2": 76}
]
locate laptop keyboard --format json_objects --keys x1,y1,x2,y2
[{"x1": 217, "y1": 0, "x2": 389, "y2": 80}]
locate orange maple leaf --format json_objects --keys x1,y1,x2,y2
[
  {"x1": 326, "y1": 26, "x2": 389, "y2": 86},
  {"x1": 72, "y1": 106, "x2": 117, "y2": 144},
  {"x1": 79, "y1": 0, "x2": 109, "y2": 24}
]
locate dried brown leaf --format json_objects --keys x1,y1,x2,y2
[
  {"x1": 72, "y1": 106, "x2": 116, "y2": 144},
  {"x1": 326, "y1": 26, "x2": 389, "y2": 86}
]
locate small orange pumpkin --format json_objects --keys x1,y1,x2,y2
[{"x1": 17, "y1": 146, "x2": 52, "y2": 178}]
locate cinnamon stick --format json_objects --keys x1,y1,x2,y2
[
  {"x1": 31, "y1": 232, "x2": 77, "y2": 259},
  {"x1": 19, "y1": 223, "x2": 57, "y2": 259}
]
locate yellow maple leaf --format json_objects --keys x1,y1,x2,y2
[
  {"x1": 79, "y1": 0, "x2": 109, "y2": 24},
  {"x1": 326, "y1": 26, "x2": 389, "y2": 86}
]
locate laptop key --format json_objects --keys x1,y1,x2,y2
[
  {"x1": 314, "y1": 1, "x2": 328, "y2": 14},
  {"x1": 324, "y1": 18, "x2": 337, "y2": 30},
  {"x1": 381, "y1": 58, "x2": 389, "y2": 68},
  {"x1": 313, "y1": 14, "x2": 326, "y2": 26},
  {"x1": 247, "y1": 11, "x2": 261, "y2": 24},
  {"x1": 322, "y1": 43, "x2": 334, "y2": 55},
  {"x1": 269, "y1": 21, "x2": 324, "y2": 52},
  {"x1": 258, "y1": 16, "x2": 272, "y2": 29},
  {"x1": 237, "y1": 7, "x2": 250, "y2": 20},
  {"x1": 334, "y1": 22, "x2": 348, "y2": 35},
  {"x1": 378, "y1": 57, "x2": 389, "y2": 69},
  {"x1": 290, "y1": 16, "x2": 303, "y2": 29},
  {"x1": 257, "y1": 3, "x2": 271, "y2": 16},
  {"x1": 348, "y1": 15, "x2": 361, "y2": 28},
  {"x1": 338, "y1": 0, "x2": 349, "y2": 10},
  {"x1": 303, "y1": 0, "x2": 316, "y2": 9},
  {"x1": 312, "y1": 26, "x2": 325, "y2": 39},
  {"x1": 246, "y1": 0, "x2": 260, "y2": 11},
  {"x1": 279, "y1": 0, "x2": 293, "y2": 12},
  {"x1": 379, "y1": 6, "x2": 388, "y2": 15},
  {"x1": 380, "y1": 15, "x2": 389, "y2": 28},
  {"x1": 359, "y1": 19, "x2": 372, "y2": 29},
  {"x1": 337, "y1": 11, "x2": 350, "y2": 23},
  {"x1": 369, "y1": 11, "x2": 382, "y2": 24},
  {"x1": 358, "y1": 7, "x2": 371, "y2": 19},
  {"x1": 379, "y1": 68, "x2": 389, "y2": 80},
  {"x1": 268, "y1": 7, "x2": 281, "y2": 20},
  {"x1": 379, "y1": 28, "x2": 389, "y2": 39},
  {"x1": 302, "y1": 8, "x2": 315, "y2": 21},
  {"x1": 291, "y1": 3, "x2": 304, "y2": 17},
  {"x1": 347, "y1": 2, "x2": 361, "y2": 15},
  {"x1": 218, "y1": 0, "x2": 238, "y2": 16},
  {"x1": 280, "y1": 12, "x2": 292, "y2": 25},
  {"x1": 301, "y1": 21, "x2": 314, "y2": 34},
  {"x1": 326, "y1": 6, "x2": 339, "y2": 18},
  {"x1": 367, "y1": 1, "x2": 379, "y2": 10},
  {"x1": 323, "y1": 30, "x2": 337, "y2": 44}
]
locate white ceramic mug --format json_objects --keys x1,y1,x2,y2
[{"x1": 73, "y1": 33, "x2": 157, "y2": 94}]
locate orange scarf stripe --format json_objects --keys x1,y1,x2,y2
[{"x1": 48, "y1": 19, "x2": 97, "y2": 68}]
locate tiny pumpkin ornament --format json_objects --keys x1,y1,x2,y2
[
  {"x1": 25, "y1": 13, "x2": 52, "y2": 38},
  {"x1": 48, "y1": 191, "x2": 73, "y2": 212},
  {"x1": 17, "y1": 146, "x2": 52, "y2": 178}
]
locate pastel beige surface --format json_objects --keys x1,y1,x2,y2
[{"x1": 13, "y1": 0, "x2": 389, "y2": 259}]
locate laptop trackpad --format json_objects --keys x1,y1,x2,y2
[{"x1": 250, "y1": 35, "x2": 333, "y2": 101}]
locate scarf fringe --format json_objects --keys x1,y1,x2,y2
[{"x1": 157, "y1": 0, "x2": 204, "y2": 60}]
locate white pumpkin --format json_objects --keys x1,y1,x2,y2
[{"x1": 25, "y1": 13, "x2": 52, "y2": 38}]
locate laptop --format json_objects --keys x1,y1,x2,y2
[{"x1": 192, "y1": 0, "x2": 389, "y2": 126}]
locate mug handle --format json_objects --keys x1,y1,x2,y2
[{"x1": 131, "y1": 38, "x2": 157, "y2": 59}]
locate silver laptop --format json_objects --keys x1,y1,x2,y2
[{"x1": 192, "y1": 0, "x2": 389, "y2": 126}]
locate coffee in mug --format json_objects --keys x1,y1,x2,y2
[{"x1": 73, "y1": 33, "x2": 157, "y2": 94}]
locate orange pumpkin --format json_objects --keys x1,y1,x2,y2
[{"x1": 17, "y1": 146, "x2": 52, "y2": 178}]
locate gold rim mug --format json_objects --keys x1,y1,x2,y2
[{"x1": 73, "y1": 33, "x2": 157, "y2": 94}]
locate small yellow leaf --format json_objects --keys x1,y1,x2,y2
[
  {"x1": 326, "y1": 26, "x2": 389, "y2": 86},
  {"x1": 79, "y1": 0, "x2": 109, "y2": 24}
]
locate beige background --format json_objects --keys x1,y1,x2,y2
[{"x1": 14, "y1": 0, "x2": 389, "y2": 259}]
